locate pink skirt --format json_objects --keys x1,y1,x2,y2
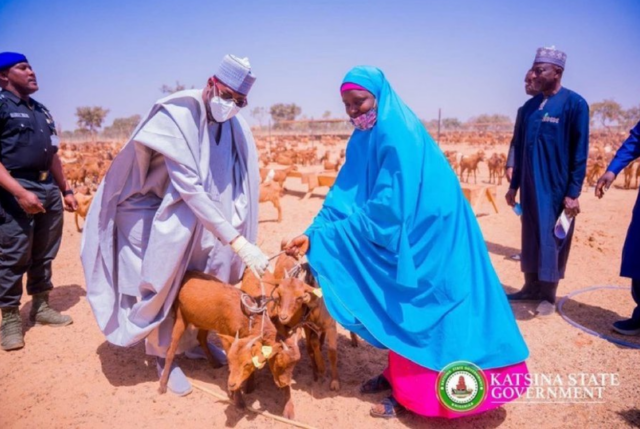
[{"x1": 383, "y1": 351, "x2": 529, "y2": 419}]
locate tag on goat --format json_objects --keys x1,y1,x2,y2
[
  {"x1": 252, "y1": 356, "x2": 265, "y2": 369},
  {"x1": 312, "y1": 288, "x2": 323, "y2": 298},
  {"x1": 261, "y1": 345, "x2": 273, "y2": 358}
]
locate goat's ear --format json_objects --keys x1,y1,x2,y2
[
  {"x1": 280, "y1": 238, "x2": 288, "y2": 251},
  {"x1": 305, "y1": 284, "x2": 322, "y2": 297},
  {"x1": 217, "y1": 334, "x2": 235, "y2": 352},
  {"x1": 303, "y1": 285, "x2": 322, "y2": 306}
]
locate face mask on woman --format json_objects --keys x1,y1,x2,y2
[
  {"x1": 209, "y1": 86, "x2": 241, "y2": 122},
  {"x1": 351, "y1": 101, "x2": 377, "y2": 131}
]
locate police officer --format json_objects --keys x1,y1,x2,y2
[{"x1": 0, "y1": 52, "x2": 77, "y2": 351}]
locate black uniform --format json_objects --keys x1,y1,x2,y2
[{"x1": 0, "y1": 89, "x2": 63, "y2": 308}]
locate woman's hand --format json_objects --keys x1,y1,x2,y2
[{"x1": 284, "y1": 235, "x2": 310, "y2": 257}]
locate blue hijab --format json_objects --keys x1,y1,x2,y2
[{"x1": 305, "y1": 66, "x2": 528, "y2": 371}]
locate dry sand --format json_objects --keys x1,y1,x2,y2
[{"x1": 1, "y1": 142, "x2": 639, "y2": 429}]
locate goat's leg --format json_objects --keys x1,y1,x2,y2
[
  {"x1": 281, "y1": 385, "x2": 295, "y2": 420},
  {"x1": 75, "y1": 212, "x2": 82, "y2": 232},
  {"x1": 197, "y1": 329, "x2": 223, "y2": 369},
  {"x1": 158, "y1": 307, "x2": 187, "y2": 394},
  {"x1": 274, "y1": 198, "x2": 282, "y2": 223},
  {"x1": 303, "y1": 327, "x2": 320, "y2": 380},
  {"x1": 326, "y1": 327, "x2": 340, "y2": 391},
  {"x1": 309, "y1": 332, "x2": 325, "y2": 382}
]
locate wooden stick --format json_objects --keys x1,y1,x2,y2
[{"x1": 189, "y1": 380, "x2": 318, "y2": 429}]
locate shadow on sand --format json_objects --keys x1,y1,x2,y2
[{"x1": 20, "y1": 283, "x2": 85, "y2": 334}]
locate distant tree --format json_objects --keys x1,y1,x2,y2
[
  {"x1": 421, "y1": 119, "x2": 439, "y2": 132},
  {"x1": 75, "y1": 106, "x2": 109, "y2": 142},
  {"x1": 590, "y1": 99, "x2": 623, "y2": 130},
  {"x1": 466, "y1": 114, "x2": 512, "y2": 131},
  {"x1": 72, "y1": 128, "x2": 91, "y2": 140},
  {"x1": 102, "y1": 114, "x2": 142, "y2": 139},
  {"x1": 250, "y1": 106, "x2": 268, "y2": 128},
  {"x1": 442, "y1": 117, "x2": 462, "y2": 130},
  {"x1": 621, "y1": 105, "x2": 640, "y2": 130},
  {"x1": 160, "y1": 80, "x2": 192, "y2": 94},
  {"x1": 269, "y1": 103, "x2": 302, "y2": 128},
  {"x1": 322, "y1": 110, "x2": 332, "y2": 119}
]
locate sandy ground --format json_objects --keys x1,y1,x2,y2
[{"x1": 1, "y1": 142, "x2": 640, "y2": 429}]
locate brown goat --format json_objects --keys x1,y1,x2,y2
[
  {"x1": 444, "y1": 150, "x2": 459, "y2": 172},
  {"x1": 584, "y1": 156, "x2": 606, "y2": 190},
  {"x1": 159, "y1": 271, "x2": 278, "y2": 410},
  {"x1": 259, "y1": 181, "x2": 283, "y2": 223},
  {"x1": 459, "y1": 151, "x2": 486, "y2": 183},
  {"x1": 275, "y1": 273, "x2": 341, "y2": 391},
  {"x1": 266, "y1": 331, "x2": 301, "y2": 419},
  {"x1": 272, "y1": 240, "x2": 358, "y2": 349},
  {"x1": 487, "y1": 153, "x2": 506, "y2": 185},
  {"x1": 623, "y1": 161, "x2": 635, "y2": 189},
  {"x1": 74, "y1": 187, "x2": 94, "y2": 232},
  {"x1": 238, "y1": 270, "x2": 304, "y2": 418}
]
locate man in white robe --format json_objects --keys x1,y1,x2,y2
[{"x1": 81, "y1": 55, "x2": 268, "y2": 396}]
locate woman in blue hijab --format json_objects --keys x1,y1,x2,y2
[{"x1": 286, "y1": 66, "x2": 529, "y2": 419}]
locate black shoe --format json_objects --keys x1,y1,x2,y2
[
  {"x1": 507, "y1": 286, "x2": 542, "y2": 302},
  {"x1": 612, "y1": 319, "x2": 640, "y2": 336}
]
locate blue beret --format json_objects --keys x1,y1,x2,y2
[{"x1": 0, "y1": 52, "x2": 28, "y2": 70}]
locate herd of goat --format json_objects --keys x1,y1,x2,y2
[{"x1": 55, "y1": 131, "x2": 639, "y2": 418}]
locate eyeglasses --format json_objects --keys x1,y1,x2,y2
[{"x1": 214, "y1": 83, "x2": 248, "y2": 108}]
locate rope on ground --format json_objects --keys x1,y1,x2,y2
[
  {"x1": 189, "y1": 380, "x2": 318, "y2": 429},
  {"x1": 557, "y1": 285, "x2": 640, "y2": 350}
]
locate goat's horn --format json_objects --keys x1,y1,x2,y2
[
  {"x1": 247, "y1": 335, "x2": 262, "y2": 347},
  {"x1": 235, "y1": 330, "x2": 240, "y2": 341},
  {"x1": 280, "y1": 340, "x2": 290, "y2": 351}
]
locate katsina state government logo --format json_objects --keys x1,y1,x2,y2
[{"x1": 437, "y1": 361, "x2": 487, "y2": 412}]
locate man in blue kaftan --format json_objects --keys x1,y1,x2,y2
[
  {"x1": 595, "y1": 121, "x2": 640, "y2": 335},
  {"x1": 506, "y1": 47, "x2": 589, "y2": 312}
]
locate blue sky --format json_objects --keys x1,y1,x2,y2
[{"x1": 1, "y1": 0, "x2": 639, "y2": 131}]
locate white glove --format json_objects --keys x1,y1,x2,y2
[{"x1": 231, "y1": 236, "x2": 270, "y2": 277}]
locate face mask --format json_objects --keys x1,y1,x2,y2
[
  {"x1": 350, "y1": 102, "x2": 377, "y2": 131},
  {"x1": 209, "y1": 86, "x2": 241, "y2": 122}
]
